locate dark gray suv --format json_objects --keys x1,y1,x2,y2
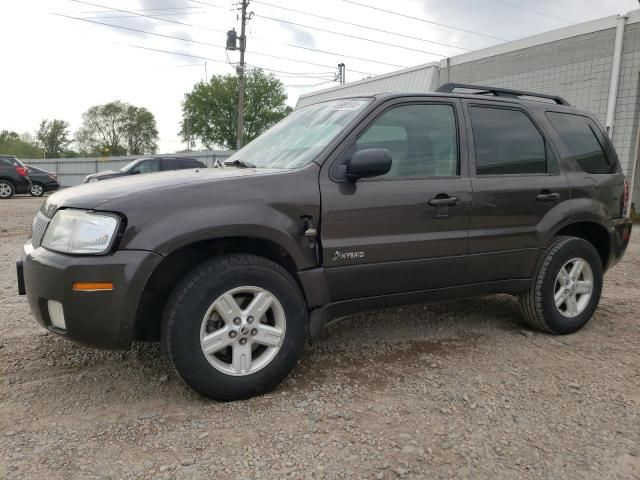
[
  {"x1": 0, "y1": 155, "x2": 31, "y2": 199},
  {"x1": 17, "y1": 84, "x2": 632, "y2": 400},
  {"x1": 83, "y1": 157, "x2": 206, "y2": 183}
]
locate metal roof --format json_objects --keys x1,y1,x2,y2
[{"x1": 296, "y1": 62, "x2": 439, "y2": 108}]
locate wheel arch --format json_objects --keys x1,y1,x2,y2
[
  {"x1": 133, "y1": 235, "x2": 306, "y2": 342},
  {"x1": 0, "y1": 176, "x2": 16, "y2": 185},
  {"x1": 553, "y1": 221, "x2": 610, "y2": 270}
]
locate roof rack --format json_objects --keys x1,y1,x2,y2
[{"x1": 436, "y1": 82, "x2": 571, "y2": 106}]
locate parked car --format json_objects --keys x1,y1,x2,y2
[
  {"x1": 83, "y1": 157, "x2": 206, "y2": 183},
  {"x1": 0, "y1": 155, "x2": 31, "y2": 199},
  {"x1": 25, "y1": 165, "x2": 60, "y2": 197},
  {"x1": 17, "y1": 84, "x2": 632, "y2": 400}
]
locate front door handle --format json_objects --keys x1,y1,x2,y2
[
  {"x1": 429, "y1": 195, "x2": 459, "y2": 207},
  {"x1": 536, "y1": 192, "x2": 560, "y2": 202}
]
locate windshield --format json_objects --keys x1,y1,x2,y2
[
  {"x1": 120, "y1": 159, "x2": 141, "y2": 172},
  {"x1": 226, "y1": 98, "x2": 371, "y2": 169}
]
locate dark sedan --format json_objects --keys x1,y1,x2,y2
[
  {"x1": 25, "y1": 165, "x2": 60, "y2": 197},
  {"x1": 83, "y1": 157, "x2": 206, "y2": 183}
]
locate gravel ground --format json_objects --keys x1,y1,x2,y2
[{"x1": 1, "y1": 196, "x2": 639, "y2": 480}]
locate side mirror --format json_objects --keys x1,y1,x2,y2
[{"x1": 346, "y1": 148, "x2": 392, "y2": 181}]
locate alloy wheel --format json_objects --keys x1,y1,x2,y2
[
  {"x1": 30, "y1": 184, "x2": 44, "y2": 196},
  {"x1": 0, "y1": 183, "x2": 12, "y2": 198},
  {"x1": 554, "y1": 257, "x2": 594, "y2": 318},
  {"x1": 199, "y1": 286, "x2": 286, "y2": 376}
]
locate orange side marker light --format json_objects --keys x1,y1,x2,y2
[{"x1": 72, "y1": 282, "x2": 114, "y2": 292}]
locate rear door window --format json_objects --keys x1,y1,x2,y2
[
  {"x1": 470, "y1": 106, "x2": 547, "y2": 175},
  {"x1": 161, "y1": 159, "x2": 177, "y2": 171},
  {"x1": 178, "y1": 160, "x2": 200, "y2": 169},
  {"x1": 546, "y1": 112, "x2": 614, "y2": 174}
]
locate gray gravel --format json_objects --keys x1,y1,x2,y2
[{"x1": 1, "y1": 196, "x2": 639, "y2": 479}]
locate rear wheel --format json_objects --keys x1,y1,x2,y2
[
  {"x1": 29, "y1": 183, "x2": 45, "y2": 197},
  {"x1": 0, "y1": 180, "x2": 15, "y2": 199},
  {"x1": 162, "y1": 254, "x2": 307, "y2": 400},
  {"x1": 520, "y1": 236, "x2": 603, "y2": 334}
]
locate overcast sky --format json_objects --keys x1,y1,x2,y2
[{"x1": 1, "y1": 0, "x2": 637, "y2": 154}]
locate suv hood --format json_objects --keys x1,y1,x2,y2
[
  {"x1": 85, "y1": 170, "x2": 124, "y2": 181},
  {"x1": 41, "y1": 167, "x2": 285, "y2": 217}
]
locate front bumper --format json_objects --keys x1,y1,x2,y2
[
  {"x1": 45, "y1": 182, "x2": 60, "y2": 192},
  {"x1": 18, "y1": 242, "x2": 163, "y2": 349},
  {"x1": 604, "y1": 217, "x2": 632, "y2": 270}
]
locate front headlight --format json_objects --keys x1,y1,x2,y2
[{"x1": 42, "y1": 209, "x2": 119, "y2": 255}]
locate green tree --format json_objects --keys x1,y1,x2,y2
[
  {"x1": 36, "y1": 119, "x2": 71, "y2": 158},
  {"x1": 180, "y1": 69, "x2": 293, "y2": 149},
  {"x1": 76, "y1": 101, "x2": 158, "y2": 156},
  {"x1": 0, "y1": 130, "x2": 43, "y2": 158},
  {"x1": 125, "y1": 106, "x2": 159, "y2": 155}
]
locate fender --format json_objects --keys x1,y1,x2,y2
[{"x1": 98, "y1": 166, "x2": 322, "y2": 270}]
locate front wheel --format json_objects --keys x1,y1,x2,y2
[
  {"x1": 520, "y1": 236, "x2": 603, "y2": 334},
  {"x1": 29, "y1": 183, "x2": 45, "y2": 197},
  {"x1": 162, "y1": 254, "x2": 308, "y2": 400}
]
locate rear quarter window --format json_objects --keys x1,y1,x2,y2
[{"x1": 546, "y1": 112, "x2": 614, "y2": 174}]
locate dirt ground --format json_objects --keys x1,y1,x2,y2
[{"x1": 1, "y1": 196, "x2": 639, "y2": 480}]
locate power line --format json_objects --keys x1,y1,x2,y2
[
  {"x1": 70, "y1": 6, "x2": 203, "y2": 14},
  {"x1": 246, "y1": 65, "x2": 335, "y2": 81},
  {"x1": 54, "y1": 16, "x2": 341, "y2": 82},
  {"x1": 285, "y1": 81, "x2": 335, "y2": 88},
  {"x1": 261, "y1": 40, "x2": 406, "y2": 69},
  {"x1": 74, "y1": 11, "x2": 208, "y2": 19},
  {"x1": 126, "y1": 44, "x2": 232, "y2": 66},
  {"x1": 189, "y1": 0, "x2": 450, "y2": 57},
  {"x1": 68, "y1": 0, "x2": 222, "y2": 32},
  {"x1": 489, "y1": 0, "x2": 574, "y2": 24},
  {"x1": 63, "y1": 1, "x2": 381, "y2": 73},
  {"x1": 53, "y1": 13, "x2": 224, "y2": 48},
  {"x1": 253, "y1": 13, "x2": 448, "y2": 57},
  {"x1": 124, "y1": 45, "x2": 338, "y2": 83},
  {"x1": 251, "y1": 0, "x2": 470, "y2": 52},
  {"x1": 342, "y1": 0, "x2": 509, "y2": 42}
]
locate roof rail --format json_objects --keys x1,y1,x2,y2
[{"x1": 436, "y1": 83, "x2": 571, "y2": 106}]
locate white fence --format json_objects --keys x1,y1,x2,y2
[{"x1": 23, "y1": 151, "x2": 234, "y2": 187}]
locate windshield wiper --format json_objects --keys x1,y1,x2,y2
[{"x1": 223, "y1": 159, "x2": 256, "y2": 169}]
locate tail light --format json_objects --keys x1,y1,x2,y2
[
  {"x1": 49, "y1": 174, "x2": 57, "y2": 181},
  {"x1": 16, "y1": 166, "x2": 28, "y2": 177},
  {"x1": 623, "y1": 177, "x2": 630, "y2": 216}
]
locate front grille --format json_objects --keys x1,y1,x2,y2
[{"x1": 31, "y1": 211, "x2": 50, "y2": 248}]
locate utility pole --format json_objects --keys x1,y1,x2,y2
[
  {"x1": 185, "y1": 116, "x2": 191, "y2": 152},
  {"x1": 337, "y1": 63, "x2": 346, "y2": 85},
  {"x1": 236, "y1": 0, "x2": 249, "y2": 150}
]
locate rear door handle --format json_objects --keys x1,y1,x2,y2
[
  {"x1": 536, "y1": 192, "x2": 560, "y2": 202},
  {"x1": 429, "y1": 195, "x2": 459, "y2": 207}
]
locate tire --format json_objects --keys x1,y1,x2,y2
[
  {"x1": 520, "y1": 236, "x2": 603, "y2": 334},
  {"x1": 0, "y1": 180, "x2": 15, "y2": 199},
  {"x1": 29, "y1": 183, "x2": 45, "y2": 197},
  {"x1": 162, "y1": 254, "x2": 308, "y2": 400}
]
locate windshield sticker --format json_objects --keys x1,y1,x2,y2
[{"x1": 329, "y1": 101, "x2": 365, "y2": 111}]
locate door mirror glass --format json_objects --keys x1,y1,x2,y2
[{"x1": 346, "y1": 148, "x2": 392, "y2": 180}]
